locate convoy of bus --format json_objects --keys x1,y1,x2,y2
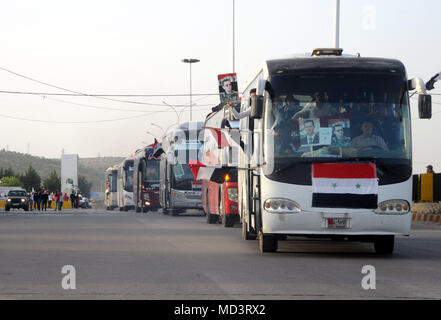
[
  {"x1": 104, "y1": 165, "x2": 119, "y2": 210},
  {"x1": 133, "y1": 142, "x2": 161, "y2": 212},
  {"x1": 201, "y1": 106, "x2": 240, "y2": 227},
  {"x1": 101, "y1": 48, "x2": 434, "y2": 255},
  {"x1": 236, "y1": 48, "x2": 432, "y2": 253},
  {"x1": 117, "y1": 157, "x2": 134, "y2": 211},
  {"x1": 159, "y1": 122, "x2": 204, "y2": 215}
]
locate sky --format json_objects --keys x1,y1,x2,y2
[{"x1": 0, "y1": 0, "x2": 440, "y2": 174}]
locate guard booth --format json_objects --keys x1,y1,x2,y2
[{"x1": 412, "y1": 173, "x2": 441, "y2": 202}]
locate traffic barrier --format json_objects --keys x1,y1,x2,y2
[{"x1": 412, "y1": 173, "x2": 441, "y2": 203}]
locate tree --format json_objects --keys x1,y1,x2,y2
[
  {"x1": 0, "y1": 176, "x2": 24, "y2": 188},
  {"x1": 43, "y1": 170, "x2": 61, "y2": 192},
  {"x1": 0, "y1": 167, "x2": 15, "y2": 179},
  {"x1": 78, "y1": 175, "x2": 92, "y2": 198},
  {"x1": 20, "y1": 165, "x2": 41, "y2": 191}
]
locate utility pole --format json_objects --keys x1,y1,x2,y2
[{"x1": 334, "y1": 0, "x2": 340, "y2": 48}]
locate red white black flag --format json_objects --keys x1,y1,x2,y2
[{"x1": 312, "y1": 163, "x2": 378, "y2": 209}]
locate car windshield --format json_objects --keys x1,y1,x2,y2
[
  {"x1": 8, "y1": 190, "x2": 27, "y2": 197},
  {"x1": 264, "y1": 72, "x2": 411, "y2": 162}
]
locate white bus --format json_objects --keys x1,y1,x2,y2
[
  {"x1": 117, "y1": 158, "x2": 134, "y2": 211},
  {"x1": 105, "y1": 165, "x2": 119, "y2": 210},
  {"x1": 159, "y1": 122, "x2": 204, "y2": 215},
  {"x1": 238, "y1": 48, "x2": 432, "y2": 253}
]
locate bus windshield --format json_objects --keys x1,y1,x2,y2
[
  {"x1": 125, "y1": 166, "x2": 134, "y2": 192},
  {"x1": 144, "y1": 159, "x2": 160, "y2": 183},
  {"x1": 265, "y1": 72, "x2": 411, "y2": 162},
  {"x1": 171, "y1": 164, "x2": 195, "y2": 190}
]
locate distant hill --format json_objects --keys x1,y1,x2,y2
[{"x1": 0, "y1": 149, "x2": 124, "y2": 192}]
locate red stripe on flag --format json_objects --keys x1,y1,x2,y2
[
  {"x1": 312, "y1": 163, "x2": 376, "y2": 179},
  {"x1": 209, "y1": 128, "x2": 230, "y2": 148}
]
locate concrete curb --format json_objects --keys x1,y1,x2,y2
[{"x1": 412, "y1": 212, "x2": 441, "y2": 224}]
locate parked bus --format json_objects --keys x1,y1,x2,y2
[
  {"x1": 201, "y1": 107, "x2": 240, "y2": 227},
  {"x1": 117, "y1": 157, "x2": 134, "y2": 211},
  {"x1": 237, "y1": 48, "x2": 432, "y2": 253},
  {"x1": 159, "y1": 122, "x2": 204, "y2": 215},
  {"x1": 105, "y1": 165, "x2": 119, "y2": 210},
  {"x1": 133, "y1": 141, "x2": 161, "y2": 212}
]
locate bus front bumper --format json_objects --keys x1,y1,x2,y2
[{"x1": 261, "y1": 210, "x2": 411, "y2": 236}]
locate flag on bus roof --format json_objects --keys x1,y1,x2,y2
[{"x1": 311, "y1": 163, "x2": 378, "y2": 209}]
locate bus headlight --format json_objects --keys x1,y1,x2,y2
[
  {"x1": 375, "y1": 200, "x2": 410, "y2": 215},
  {"x1": 144, "y1": 201, "x2": 151, "y2": 206},
  {"x1": 21, "y1": 198, "x2": 25, "y2": 202},
  {"x1": 227, "y1": 188, "x2": 238, "y2": 202},
  {"x1": 264, "y1": 198, "x2": 301, "y2": 213},
  {"x1": 7, "y1": 198, "x2": 11, "y2": 202}
]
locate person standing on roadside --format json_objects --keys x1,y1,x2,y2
[
  {"x1": 41, "y1": 189, "x2": 48, "y2": 211},
  {"x1": 48, "y1": 191, "x2": 53, "y2": 209},
  {"x1": 34, "y1": 189, "x2": 40, "y2": 211},
  {"x1": 54, "y1": 191, "x2": 59, "y2": 212},
  {"x1": 59, "y1": 192, "x2": 64, "y2": 211},
  {"x1": 29, "y1": 190, "x2": 34, "y2": 212},
  {"x1": 427, "y1": 165, "x2": 435, "y2": 174},
  {"x1": 70, "y1": 191, "x2": 76, "y2": 208}
]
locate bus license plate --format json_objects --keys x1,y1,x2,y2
[{"x1": 327, "y1": 218, "x2": 349, "y2": 229}]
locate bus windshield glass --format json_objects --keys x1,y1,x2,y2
[
  {"x1": 144, "y1": 159, "x2": 160, "y2": 183},
  {"x1": 265, "y1": 72, "x2": 411, "y2": 163},
  {"x1": 125, "y1": 166, "x2": 134, "y2": 192},
  {"x1": 171, "y1": 164, "x2": 195, "y2": 189}
]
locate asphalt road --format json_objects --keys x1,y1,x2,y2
[{"x1": 0, "y1": 208, "x2": 440, "y2": 299}]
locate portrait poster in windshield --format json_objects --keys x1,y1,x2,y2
[
  {"x1": 218, "y1": 73, "x2": 239, "y2": 104},
  {"x1": 329, "y1": 119, "x2": 351, "y2": 147},
  {"x1": 299, "y1": 118, "x2": 321, "y2": 146}
]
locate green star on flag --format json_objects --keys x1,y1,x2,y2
[
  {"x1": 332, "y1": 183, "x2": 338, "y2": 189},
  {"x1": 356, "y1": 183, "x2": 361, "y2": 189}
]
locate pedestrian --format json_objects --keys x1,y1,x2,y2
[
  {"x1": 427, "y1": 165, "x2": 435, "y2": 174},
  {"x1": 29, "y1": 190, "x2": 34, "y2": 211},
  {"x1": 34, "y1": 189, "x2": 40, "y2": 211},
  {"x1": 48, "y1": 191, "x2": 53, "y2": 209},
  {"x1": 59, "y1": 192, "x2": 64, "y2": 211},
  {"x1": 42, "y1": 189, "x2": 46, "y2": 210},
  {"x1": 70, "y1": 191, "x2": 76, "y2": 208},
  {"x1": 54, "y1": 191, "x2": 59, "y2": 212}
]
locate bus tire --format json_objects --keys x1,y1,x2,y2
[
  {"x1": 171, "y1": 210, "x2": 179, "y2": 216},
  {"x1": 374, "y1": 235, "x2": 394, "y2": 254},
  {"x1": 162, "y1": 207, "x2": 168, "y2": 215},
  {"x1": 258, "y1": 231, "x2": 278, "y2": 253},
  {"x1": 143, "y1": 207, "x2": 149, "y2": 213},
  {"x1": 242, "y1": 220, "x2": 257, "y2": 240},
  {"x1": 223, "y1": 214, "x2": 235, "y2": 228},
  {"x1": 119, "y1": 207, "x2": 123, "y2": 211}
]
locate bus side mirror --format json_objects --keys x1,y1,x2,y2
[
  {"x1": 418, "y1": 94, "x2": 432, "y2": 119},
  {"x1": 250, "y1": 95, "x2": 264, "y2": 119}
]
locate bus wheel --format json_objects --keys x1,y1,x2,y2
[
  {"x1": 162, "y1": 207, "x2": 168, "y2": 215},
  {"x1": 171, "y1": 210, "x2": 179, "y2": 216},
  {"x1": 223, "y1": 214, "x2": 235, "y2": 228},
  {"x1": 242, "y1": 220, "x2": 257, "y2": 240},
  {"x1": 143, "y1": 207, "x2": 149, "y2": 213},
  {"x1": 258, "y1": 231, "x2": 278, "y2": 253},
  {"x1": 374, "y1": 235, "x2": 395, "y2": 254},
  {"x1": 119, "y1": 207, "x2": 123, "y2": 211}
]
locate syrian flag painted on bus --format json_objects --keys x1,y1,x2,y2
[{"x1": 312, "y1": 163, "x2": 378, "y2": 209}]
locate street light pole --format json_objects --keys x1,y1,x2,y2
[
  {"x1": 334, "y1": 0, "x2": 340, "y2": 48},
  {"x1": 150, "y1": 123, "x2": 165, "y2": 137},
  {"x1": 181, "y1": 58, "x2": 200, "y2": 122}
]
